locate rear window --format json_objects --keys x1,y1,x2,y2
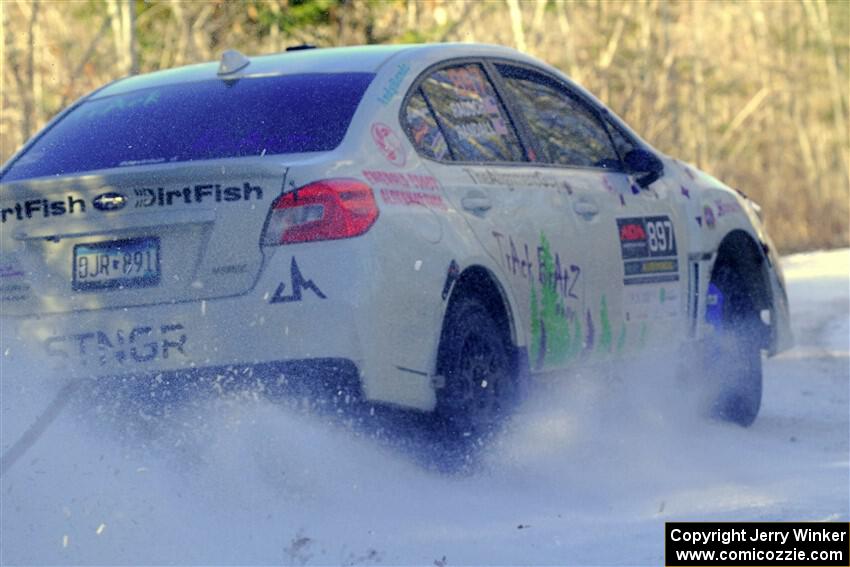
[
  {"x1": 404, "y1": 89, "x2": 450, "y2": 161},
  {"x1": 2, "y1": 72, "x2": 375, "y2": 182},
  {"x1": 418, "y1": 64, "x2": 524, "y2": 163}
]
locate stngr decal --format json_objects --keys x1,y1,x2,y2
[{"x1": 45, "y1": 323, "x2": 187, "y2": 365}]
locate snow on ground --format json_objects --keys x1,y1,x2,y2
[{"x1": 1, "y1": 249, "x2": 848, "y2": 565}]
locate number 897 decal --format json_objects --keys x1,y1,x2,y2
[{"x1": 617, "y1": 216, "x2": 679, "y2": 285}]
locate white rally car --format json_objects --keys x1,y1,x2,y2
[{"x1": 0, "y1": 43, "x2": 791, "y2": 435}]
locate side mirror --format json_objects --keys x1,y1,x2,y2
[{"x1": 624, "y1": 149, "x2": 664, "y2": 188}]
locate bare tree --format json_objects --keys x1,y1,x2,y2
[{"x1": 106, "y1": 0, "x2": 136, "y2": 76}]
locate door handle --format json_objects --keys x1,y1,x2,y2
[
  {"x1": 573, "y1": 200, "x2": 599, "y2": 219},
  {"x1": 462, "y1": 191, "x2": 492, "y2": 213}
]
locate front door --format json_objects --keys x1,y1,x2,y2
[{"x1": 490, "y1": 61, "x2": 687, "y2": 363}]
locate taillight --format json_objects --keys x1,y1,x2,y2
[{"x1": 262, "y1": 179, "x2": 379, "y2": 245}]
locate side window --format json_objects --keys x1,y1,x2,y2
[
  {"x1": 404, "y1": 89, "x2": 450, "y2": 161},
  {"x1": 418, "y1": 63, "x2": 524, "y2": 163},
  {"x1": 604, "y1": 117, "x2": 638, "y2": 160},
  {"x1": 496, "y1": 64, "x2": 620, "y2": 169}
]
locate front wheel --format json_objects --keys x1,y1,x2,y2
[
  {"x1": 703, "y1": 263, "x2": 764, "y2": 426},
  {"x1": 435, "y1": 296, "x2": 517, "y2": 440}
]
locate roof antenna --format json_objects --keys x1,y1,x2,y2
[{"x1": 218, "y1": 49, "x2": 250, "y2": 75}]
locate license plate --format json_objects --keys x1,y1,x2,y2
[{"x1": 73, "y1": 237, "x2": 160, "y2": 291}]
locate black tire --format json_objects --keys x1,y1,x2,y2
[
  {"x1": 435, "y1": 296, "x2": 517, "y2": 439},
  {"x1": 704, "y1": 262, "x2": 763, "y2": 427}
]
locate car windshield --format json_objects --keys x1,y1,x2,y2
[{"x1": 1, "y1": 72, "x2": 375, "y2": 182}]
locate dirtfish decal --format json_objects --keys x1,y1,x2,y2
[
  {"x1": 1, "y1": 195, "x2": 86, "y2": 223},
  {"x1": 1, "y1": 182, "x2": 263, "y2": 224},
  {"x1": 133, "y1": 183, "x2": 263, "y2": 208}
]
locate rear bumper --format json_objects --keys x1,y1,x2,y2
[
  {"x1": 2, "y1": 292, "x2": 363, "y2": 381},
  {"x1": 1, "y1": 246, "x2": 366, "y2": 388}
]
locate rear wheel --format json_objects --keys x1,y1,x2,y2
[
  {"x1": 435, "y1": 296, "x2": 517, "y2": 440},
  {"x1": 703, "y1": 262, "x2": 764, "y2": 426}
]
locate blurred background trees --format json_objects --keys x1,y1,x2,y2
[{"x1": 2, "y1": 0, "x2": 847, "y2": 252}]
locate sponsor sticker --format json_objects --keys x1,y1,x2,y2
[
  {"x1": 623, "y1": 281, "x2": 679, "y2": 321},
  {"x1": 269, "y1": 257, "x2": 326, "y2": 303},
  {"x1": 1, "y1": 182, "x2": 263, "y2": 224},
  {"x1": 715, "y1": 198, "x2": 743, "y2": 217},
  {"x1": 371, "y1": 122, "x2": 407, "y2": 167},
  {"x1": 377, "y1": 63, "x2": 410, "y2": 105},
  {"x1": 92, "y1": 192, "x2": 128, "y2": 211},
  {"x1": 703, "y1": 204, "x2": 716, "y2": 228},
  {"x1": 617, "y1": 215, "x2": 679, "y2": 285},
  {"x1": 363, "y1": 169, "x2": 446, "y2": 210},
  {"x1": 45, "y1": 323, "x2": 187, "y2": 366}
]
